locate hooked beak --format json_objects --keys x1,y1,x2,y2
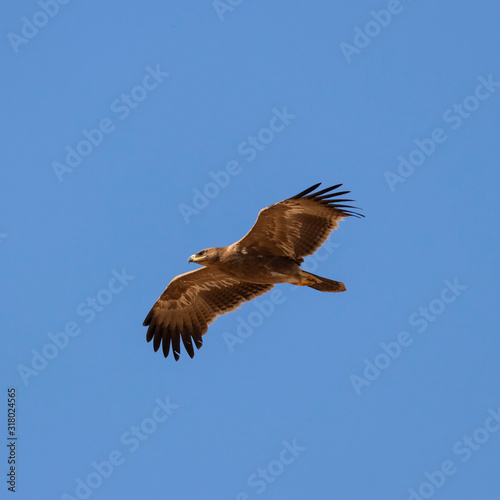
[{"x1": 188, "y1": 255, "x2": 196, "y2": 263}]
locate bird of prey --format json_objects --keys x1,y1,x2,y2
[{"x1": 143, "y1": 183, "x2": 363, "y2": 360}]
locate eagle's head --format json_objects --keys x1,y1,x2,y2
[{"x1": 188, "y1": 247, "x2": 220, "y2": 266}]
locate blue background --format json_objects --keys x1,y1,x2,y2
[{"x1": 1, "y1": 1, "x2": 500, "y2": 499}]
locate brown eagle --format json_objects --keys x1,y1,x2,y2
[{"x1": 143, "y1": 183, "x2": 363, "y2": 360}]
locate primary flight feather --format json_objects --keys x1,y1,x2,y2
[{"x1": 143, "y1": 183, "x2": 363, "y2": 360}]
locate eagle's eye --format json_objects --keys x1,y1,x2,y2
[{"x1": 198, "y1": 251, "x2": 206, "y2": 256}]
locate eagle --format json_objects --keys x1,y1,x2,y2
[{"x1": 143, "y1": 183, "x2": 363, "y2": 360}]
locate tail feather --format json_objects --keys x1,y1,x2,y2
[{"x1": 308, "y1": 273, "x2": 346, "y2": 292}]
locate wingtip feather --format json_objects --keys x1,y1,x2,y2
[
  {"x1": 290, "y1": 183, "x2": 322, "y2": 199},
  {"x1": 143, "y1": 310, "x2": 152, "y2": 327}
]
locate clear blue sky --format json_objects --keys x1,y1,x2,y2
[{"x1": 2, "y1": 2, "x2": 500, "y2": 499}]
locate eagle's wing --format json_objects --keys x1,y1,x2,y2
[
  {"x1": 143, "y1": 267, "x2": 274, "y2": 360},
  {"x1": 234, "y1": 183, "x2": 363, "y2": 261}
]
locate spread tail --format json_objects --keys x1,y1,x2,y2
[{"x1": 307, "y1": 272, "x2": 346, "y2": 292}]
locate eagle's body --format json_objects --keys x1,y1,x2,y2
[
  {"x1": 193, "y1": 247, "x2": 304, "y2": 284},
  {"x1": 143, "y1": 183, "x2": 363, "y2": 360}
]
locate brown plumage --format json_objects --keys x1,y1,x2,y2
[{"x1": 143, "y1": 183, "x2": 363, "y2": 360}]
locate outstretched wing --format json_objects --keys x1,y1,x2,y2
[
  {"x1": 143, "y1": 267, "x2": 274, "y2": 360},
  {"x1": 234, "y1": 183, "x2": 363, "y2": 261}
]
